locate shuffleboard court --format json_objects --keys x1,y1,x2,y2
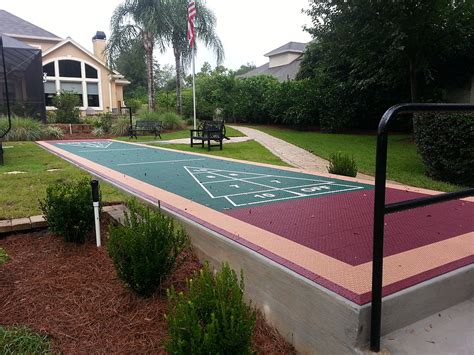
[{"x1": 38, "y1": 139, "x2": 474, "y2": 305}]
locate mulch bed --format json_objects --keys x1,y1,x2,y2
[{"x1": 0, "y1": 230, "x2": 295, "y2": 354}]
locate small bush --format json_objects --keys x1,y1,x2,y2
[
  {"x1": 166, "y1": 263, "x2": 256, "y2": 354},
  {"x1": 0, "y1": 326, "x2": 52, "y2": 354},
  {"x1": 328, "y1": 152, "x2": 358, "y2": 177},
  {"x1": 160, "y1": 112, "x2": 186, "y2": 130},
  {"x1": 111, "y1": 117, "x2": 132, "y2": 136},
  {"x1": 414, "y1": 113, "x2": 474, "y2": 186},
  {"x1": 52, "y1": 91, "x2": 81, "y2": 123},
  {"x1": 46, "y1": 110, "x2": 57, "y2": 124},
  {"x1": 39, "y1": 178, "x2": 97, "y2": 243},
  {"x1": 137, "y1": 110, "x2": 161, "y2": 121},
  {"x1": 0, "y1": 117, "x2": 63, "y2": 141},
  {"x1": 0, "y1": 247, "x2": 9, "y2": 266},
  {"x1": 107, "y1": 200, "x2": 189, "y2": 297},
  {"x1": 127, "y1": 98, "x2": 143, "y2": 113}
]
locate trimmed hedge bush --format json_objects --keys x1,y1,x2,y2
[
  {"x1": 328, "y1": 152, "x2": 358, "y2": 177},
  {"x1": 39, "y1": 178, "x2": 97, "y2": 243},
  {"x1": 413, "y1": 113, "x2": 474, "y2": 186},
  {"x1": 107, "y1": 201, "x2": 189, "y2": 297},
  {"x1": 166, "y1": 263, "x2": 256, "y2": 354}
]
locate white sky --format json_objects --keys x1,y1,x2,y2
[{"x1": 2, "y1": 0, "x2": 313, "y2": 72}]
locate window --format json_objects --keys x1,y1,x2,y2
[
  {"x1": 87, "y1": 83, "x2": 99, "y2": 107},
  {"x1": 59, "y1": 60, "x2": 81, "y2": 78},
  {"x1": 44, "y1": 59, "x2": 101, "y2": 109},
  {"x1": 44, "y1": 81, "x2": 56, "y2": 106},
  {"x1": 43, "y1": 62, "x2": 55, "y2": 77},
  {"x1": 60, "y1": 81, "x2": 83, "y2": 103},
  {"x1": 85, "y1": 64, "x2": 98, "y2": 79}
]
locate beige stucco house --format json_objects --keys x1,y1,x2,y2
[
  {"x1": 238, "y1": 42, "x2": 308, "y2": 81},
  {"x1": 0, "y1": 10, "x2": 129, "y2": 114}
]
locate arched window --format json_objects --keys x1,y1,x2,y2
[{"x1": 43, "y1": 59, "x2": 101, "y2": 109}]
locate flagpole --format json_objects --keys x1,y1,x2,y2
[{"x1": 192, "y1": 46, "x2": 197, "y2": 130}]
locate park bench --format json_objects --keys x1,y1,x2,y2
[
  {"x1": 129, "y1": 120, "x2": 163, "y2": 139},
  {"x1": 190, "y1": 120, "x2": 229, "y2": 151}
]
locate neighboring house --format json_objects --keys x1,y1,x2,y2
[
  {"x1": 0, "y1": 9, "x2": 129, "y2": 116},
  {"x1": 238, "y1": 42, "x2": 307, "y2": 81}
]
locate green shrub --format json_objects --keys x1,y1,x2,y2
[
  {"x1": 0, "y1": 247, "x2": 9, "y2": 266},
  {"x1": 0, "y1": 117, "x2": 63, "y2": 141},
  {"x1": 413, "y1": 113, "x2": 474, "y2": 186},
  {"x1": 160, "y1": 112, "x2": 186, "y2": 130},
  {"x1": 39, "y1": 178, "x2": 97, "y2": 243},
  {"x1": 166, "y1": 263, "x2": 256, "y2": 354},
  {"x1": 0, "y1": 326, "x2": 52, "y2": 355},
  {"x1": 127, "y1": 98, "x2": 144, "y2": 113},
  {"x1": 107, "y1": 200, "x2": 189, "y2": 297},
  {"x1": 46, "y1": 110, "x2": 57, "y2": 124},
  {"x1": 137, "y1": 110, "x2": 161, "y2": 121},
  {"x1": 328, "y1": 152, "x2": 358, "y2": 177},
  {"x1": 52, "y1": 91, "x2": 81, "y2": 123},
  {"x1": 90, "y1": 113, "x2": 114, "y2": 136},
  {"x1": 111, "y1": 117, "x2": 132, "y2": 136}
]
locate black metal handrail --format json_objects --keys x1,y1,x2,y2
[
  {"x1": 121, "y1": 106, "x2": 133, "y2": 130},
  {"x1": 370, "y1": 103, "x2": 474, "y2": 352}
]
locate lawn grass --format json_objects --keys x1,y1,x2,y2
[
  {"x1": 0, "y1": 247, "x2": 9, "y2": 266},
  {"x1": 254, "y1": 127, "x2": 461, "y2": 192},
  {"x1": 0, "y1": 326, "x2": 52, "y2": 354},
  {"x1": 0, "y1": 142, "x2": 127, "y2": 219},
  {"x1": 152, "y1": 140, "x2": 289, "y2": 167},
  {"x1": 115, "y1": 126, "x2": 245, "y2": 142}
]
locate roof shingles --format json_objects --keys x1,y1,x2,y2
[{"x1": 0, "y1": 10, "x2": 60, "y2": 39}]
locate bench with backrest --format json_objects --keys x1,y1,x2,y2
[
  {"x1": 190, "y1": 120, "x2": 229, "y2": 151},
  {"x1": 129, "y1": 120, "x2": 163, "y2": 139}
]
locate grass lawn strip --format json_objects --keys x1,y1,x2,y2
[
  {"x1": 254, "y1": 127, "x2": 461, "y2": 192},
  {"x1": 0, "y1": 142, "x2": 128, "y2": 219},
  {"x1": 0, "y1": 326, "x2": 52, "y2": 355},
  {"x1": 0, "y1": 231, "x2": 295, "y2": 354}
]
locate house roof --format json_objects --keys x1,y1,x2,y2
[
  {"x1": 1, "y1": 34, "x2": 36, "y2": 50},
  {"x1": 0, "y1": 10, "x2": 61, "y2": 40},
  {"x1": 264, "y1": 42, "x2": 307, "y2": 57},
  {"x1": 238, "y1": 58, "x2": 303, "y2": 81}
]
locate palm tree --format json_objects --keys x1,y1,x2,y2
[
  {"x1": 108, "y1": 0, "x2": 170, "y2": 111},
  {"x1": 167, "y1": 0, "x2": 224, "y2": 114}
]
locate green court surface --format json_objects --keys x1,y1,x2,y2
[{"x1": 51, "y1": 140, "x2": 373, "y2": 211}]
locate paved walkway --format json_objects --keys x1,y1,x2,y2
[{"x1": 229, "y1": 126, "x2": 330, "y2": 173}]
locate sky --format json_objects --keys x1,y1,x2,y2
[{"x1": 1, "y1": 0, "x2": 313, "y2": 72}]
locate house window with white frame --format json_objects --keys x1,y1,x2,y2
[{"x1": 43, "y1": 59, "x2": 101, "y2": 110}]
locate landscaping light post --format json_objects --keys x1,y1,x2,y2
[{"x1": 91, "y1": 180, "x2": 101, "y2": 247}]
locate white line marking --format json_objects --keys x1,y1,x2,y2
[
  {"x1": 79, "y1": 148, "x2": 148, "y2": 153},
  {"x1": 118, "y1": 158, "x2": 205, "y2": 166}
]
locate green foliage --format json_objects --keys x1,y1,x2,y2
[
  {"x1": 160, "y1": 112, "x2": 186, "y2": 130},
  {"x1": 166, "y1": 263, "x2": 256, "y2": 354},
  {"x1": 299, "y1": 0, "x2": 474, "y2": 129},
  {"x1": 327, "y1": 152, "x2": 358, "y2": 177},
  {"x1": 90, "y1": 113, "x2": 114, "y2": 136},
  {"x1": 107, "y1": 200, "x2": 190, "y2": 297},
  {"x1": 46, "y1": 110, "x2": 57, "y2": 124},
  {"x1": 413, "y1": 113, "x2": 474, "y2": 186},
  {"x1": 127, "y1": 98, "x2": 144, "y2": 113},
  {"x1": 0, "y1": 247, "x2": 9, "y2": 266},
  {"x1": 111, "y1": 117, "x2": 132, "y2": 136},
  {"x1": 39, "y1": 178, "x2": 97, "y2": 243},
  {"x1": 0, "y1": 326, "x2": 52, "y2": 355},
  {"x1": 0, "y1": 117, "x2": 63, "y2": 141},
  {"x1": 52, "y1": 90, "x2": 81, "y2": 123}
]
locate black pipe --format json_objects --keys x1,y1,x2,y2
[
  {"x1": 1, "y1": 36, "x2": 12, "y2": 138},
  {"x1": 91, "y1": 180, "x2": 100, "y2": 203},
  {"x1": 370, "y1": 103, "x2": 474, "y2": 352}
]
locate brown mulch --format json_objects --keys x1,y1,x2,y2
[{"x1": 0, "y1": 230, "x2": 295, "y2": 354}]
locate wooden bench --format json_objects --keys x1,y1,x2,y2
[
  {"x1": 129, "y1": 120, "x2": 163, "y2": 139},
  {"x1": 190, "y1": 120, "x2": 229, "y2": 151}
]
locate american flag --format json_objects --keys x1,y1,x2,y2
[{"x1": 187, "y1": 0, "x2": 196, "y2": 48}]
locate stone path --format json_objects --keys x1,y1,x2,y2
[{"x1": 229, "y1": 126, "x2": 330, "y2": 173}]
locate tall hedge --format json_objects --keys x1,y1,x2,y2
[{"x1": 413, "y1": 113, "x2": 474, "y2": 186}]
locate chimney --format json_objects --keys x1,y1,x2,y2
[{"x1": 92, "y1": 31, "x2": 107, "y2": 63}]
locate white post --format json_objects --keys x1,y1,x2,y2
[
  {"x1": 192, "y1": 47, "x2": 197, "y2": 130},
  {"x1": 91, "y1": 180, "x2": 101, "y2": 247},
  {"x1": 93, "y1": 201, "x2": 101, "y2": 247}
]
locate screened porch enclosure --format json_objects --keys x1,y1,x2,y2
[{"x1": 0, "y1": 34, "x2": 46, "y2": 121}]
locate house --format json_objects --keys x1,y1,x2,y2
[
  {"x1": 238, "y1": 42, "x2": 307, "y2": 81},
  {"x1": 0, "y1": 9, "x2": 129, "y2": 117}
]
